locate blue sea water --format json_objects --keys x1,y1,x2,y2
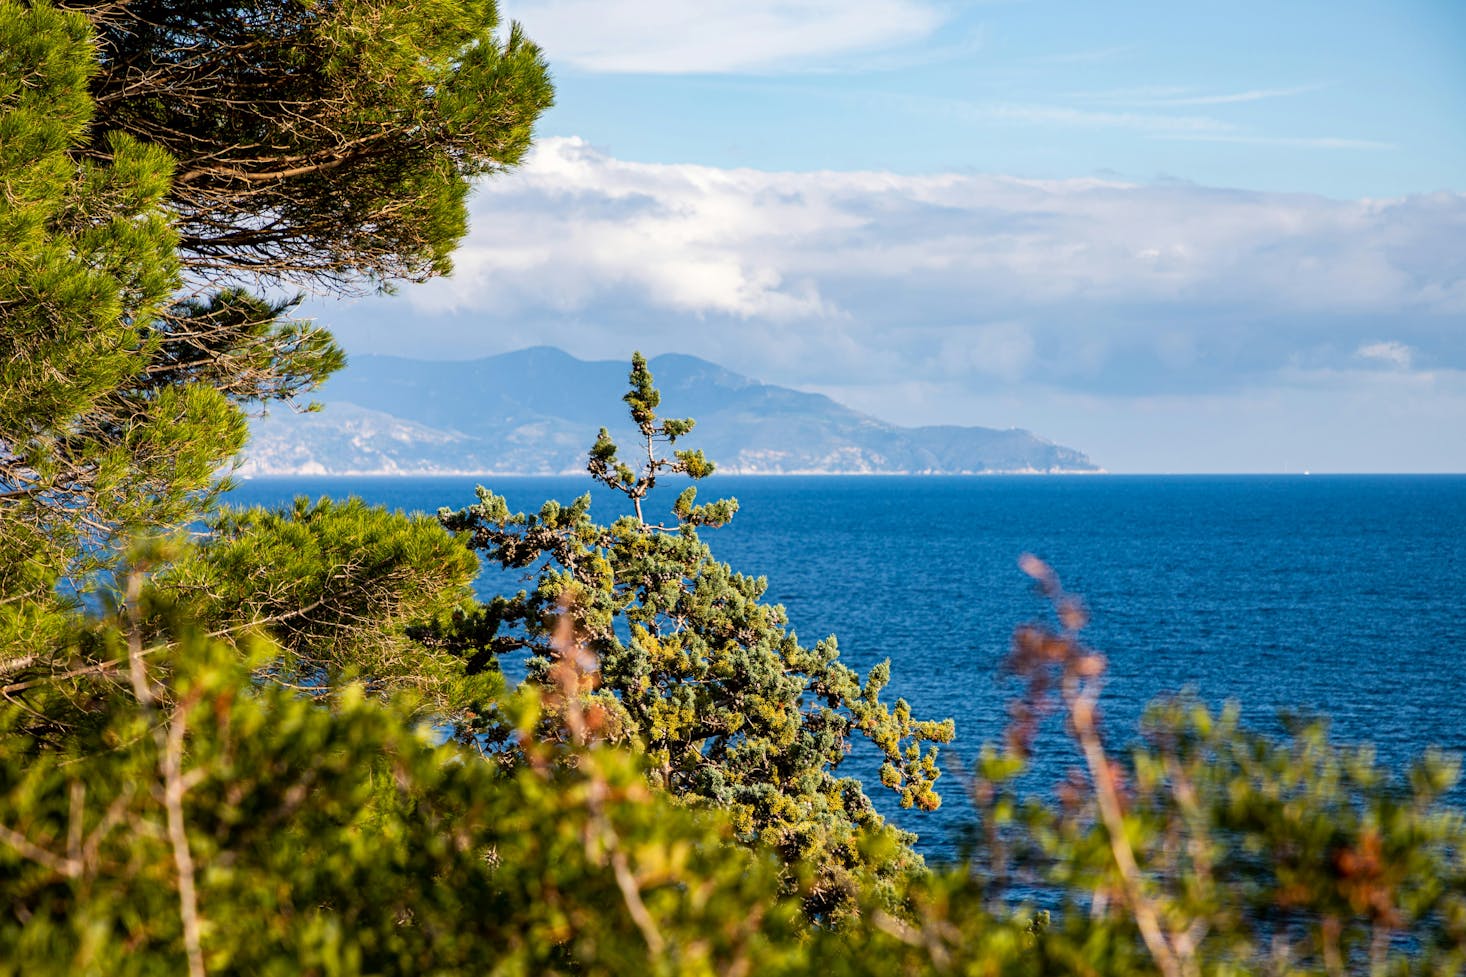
[{"x1": 231, "y1": 474, "x2": 1466, "y2": 860}]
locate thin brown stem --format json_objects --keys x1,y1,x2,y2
[
  {"x1": 0, "y1": 823, "x2": 79, "y2": 878},
  {"x1": 125, "y1": 569, "x2": 155, "y2": 709},
  {"x1": 162, "y1": 701, "x2": 206, "y2": 977},
  {"x1": 1072, "y1": 686, "x2": 1189, "y2": 977}
]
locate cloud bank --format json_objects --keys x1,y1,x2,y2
[
  {"x1": 319, "y1": 138, "x2": 1465, "y2": 470},
  {"x1": 402, "y1": 138, "x2": 1464, "y2": 393}
]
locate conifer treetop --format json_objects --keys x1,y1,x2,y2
[{"x1": 587, "y1": 352, "x2": 727, "y2": 526}]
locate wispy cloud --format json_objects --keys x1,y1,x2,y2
[
  {"x1": 1070, "y1": 84, "x2": 1325, "y2": 107},
  {"x1": 1161, "y1": 133, "x2": 1395, "y2": 151},
  {"x1": 985, "y1": 102, "x2": 1234, "y2": 135},
  {"x1": 1027, "y1": 44, "x2": 1134, "y2": 65},
  {"x1": 1041, "y1": 84, "x2": 1389, "y2": 151},
  {"x1": 500, "y1": 0, "x2": 946, "y2": 74},
  {"x1": 959, "y1": 96, "x2": 1387, "y2": 151},
  {"x1": 870, "y1": 91, "x2": 1240, "y2": 137}
]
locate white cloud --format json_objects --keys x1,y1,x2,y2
[
  {"x1": 500, "y1": 0, "x2": 945, "y2": 73},
  {"x1": 311, "y1": 140, "x2": 1466, "y2": 472},
  {"x1": 1355, "y1": 341, "x2": 1415, "y2": 369},
  {"x1": 343, "y1": 137, "x2": 1464, "y2": 406},
  {"x1": 420, "y1": 139, "x2": 850, "y2": 320}
]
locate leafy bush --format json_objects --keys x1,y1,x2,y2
[
  {"x1": 0, "y1": 591, "x2": 815, "y2": 977},
  {"x1": 952, "y1": 556, "x2": 1466, "y2": 977}
]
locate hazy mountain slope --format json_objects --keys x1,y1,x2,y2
[{"x1": 241, "y1": 348, "x2": 1099, "y2": 475}]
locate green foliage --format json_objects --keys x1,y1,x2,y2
[
  {"x1": 73, "y1": 0, "x2": 554, "y2": 292},
  {"x1": 0, "y1": 0, "x2": 546, "y2": 760},
  {"x1": 17, "y1": 560, "x2": 1461, "y2": 977},
  {"x1": 6, "y1": 4, "x2": 1466, "y2": 972},
  {"x1": 956, "y1": 558, "x2": 1466, "y2": 977},
  {"x1": 0, "y1": 0, "x2": 341, "y2": 673},
  {"x1": 442, "y1": 354, "x2": 956, "y2": 921},
  {"x1": 0, "y1": 1, "x2": 214, "y2": 656},
  {"x1": 3, "y1": 0, "x2": 555, "y2": 664},
  {"x1": 0, "y1": 607, "x2": 821, "y2": 977},
  {"x1": 159, "y1": 496, "x2": 494, "y2": 715},
  {"x1": 1, "y1": 0, "x2": 551, "y2": 671}
]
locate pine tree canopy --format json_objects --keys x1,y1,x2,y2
[
  {"x1": 2, "y1": 0, "x2": 554, "y2": 650},
  {"x1": 159, "y1": 495, "x2": 494, "y2": 716},
  {"x1": 1, "y1": 1, "x2": 212, "y2": 644},
  {"x1": 63, "y1": 0, "x2": 554, "y2": 293},
  {"x1": 441, "y1": 354, "x2": 957, "y2": 921},
  {"x1": 1, "y1": 0, "x2": 551, "y2": 702}
]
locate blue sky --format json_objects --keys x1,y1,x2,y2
[{"x1": 308, "y1": 0, "x2": 1466, "y2": 472}]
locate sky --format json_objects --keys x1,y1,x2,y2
[{"x1": 306, "y1": 0, "x2": 1466, "y2": 473}]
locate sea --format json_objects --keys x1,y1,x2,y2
[{"x1": 231, "y1": 474, "x2": 1466, "y2": 862}]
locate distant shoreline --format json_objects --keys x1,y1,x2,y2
[
  {"x1": 234, "y1": 470, "x2": 1466, "y2": 479},
  {"x1": 236, "y1": 467, "x2": 1111, "y2": 478}
]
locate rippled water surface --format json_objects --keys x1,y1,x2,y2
[{"x1": 233, "y1": 474, "x2": 1466, "y2": 860}]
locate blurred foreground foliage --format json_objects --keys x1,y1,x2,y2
[
  {"x1": 959, "y1": 557, "x2": 1466, "y2": 977},
  {"x1": 4, "y1": 557, "x2": 1465, "y2": 976},
  {"x1": 5, "y1": 2, "x2": 1466, "y2": 973},
  {"x1": 0, "y1": 594, "x2": 809, "y2": 977}
]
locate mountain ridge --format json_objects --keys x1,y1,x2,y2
[{"x1": 241, "y1": 348, "x2": 1101, "y2": 476}]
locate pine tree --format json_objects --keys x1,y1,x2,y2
[
  {"x1": 160, "y1": 495, "x2": 492, "y2": 717},
  {"x1": 67, "y1": 0, "x2": 554, "y2": 293},
  {"x1": 442, "y1": 353, "x2": 956, "y2": 920},
  {"x1": 0, "y1": 0, "x2": 543, "y2": 721},
  {"x1": 2, "y1": 0, "x2": 555, "y2": 596},
  {"x1": 0, "y1": 0, "x2": 234, "y2": 658},
  {"x1": 1, "y1": 0, "x2": 552, "y2": 671}
]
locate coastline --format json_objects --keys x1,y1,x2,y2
[{"x1": 235, "y1": 465, "x2": 1110, "y2": 478}]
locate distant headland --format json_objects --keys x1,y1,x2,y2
[{"x1": 241, "y1": 347, "x2": 1100, "y2": 476}]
